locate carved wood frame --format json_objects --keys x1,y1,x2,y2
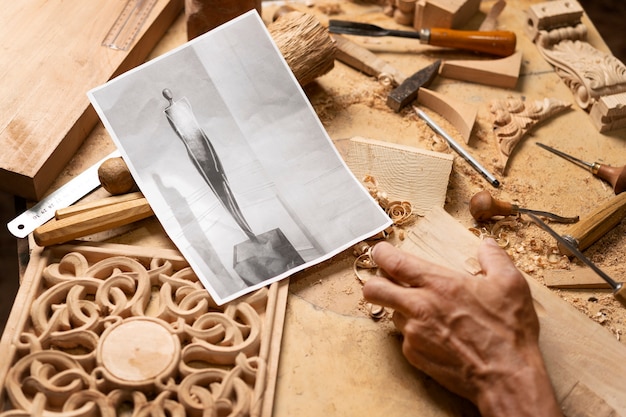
[{"x1": 0, "y1": 242, "x2": 288, "y2": 416}]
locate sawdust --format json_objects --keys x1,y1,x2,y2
[{"x1": 302, "y1": 68, "x2": 626, "y2": 346}]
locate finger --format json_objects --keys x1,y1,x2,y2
[
  {"x1": 363, "y1": 276, "x2": 418, "y2": 313},
  {"x1": 391, "y1": 309, "x2": 407, "y2": 331},
  {"x1": 371, "y1": 242, "x2": 430, "y2": 287},
  {"x1": 478, "y1": 238, "x2": 527, "y2": 287}
]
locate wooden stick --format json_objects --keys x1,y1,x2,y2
[
  {"x1": 34, "y1": 198, "x2": 154, "y2": 247},
  {"x1": 55, "y1": 192, "x2": 144, "y2": 220},
  {"x1": 331, "y1": 34, "x2": 407, "y2": 86}
]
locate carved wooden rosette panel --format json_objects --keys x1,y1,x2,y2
[
  {"x1": 490, "y1": 96, "x2": 570, "y2": 174},
  {"x1": 0, "y1": 243, "x2": 287, "y2": 417},
  {"x1": 537, "y1": 31, "x2": 626, "y2": 110}
]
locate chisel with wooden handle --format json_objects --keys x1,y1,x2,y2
[
  {"x1": 528, "y1": 212, "x2": 626, "y2": 307},
  {"x1": 33, "y1": 196, "x2": 153, "y2": 247},
  {"x1": 558, "y1": 192, "x2": 626, "y2": 256},
  {"x1": 328, "y1": 20, "x2": 517, "y2": 57}
]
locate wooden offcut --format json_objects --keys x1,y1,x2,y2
[
  {"x1": 338, "y1": 136, "x2": 453, "y2": 215},
  {"x1": 0, "y1": 0, "x2": 183, "y2": 200},
  {"x1": 439, "y1": 51, "x2": 522, "y2": 89},
  {"x1": 417, "y1": 87, "x2": 477, "y2": 143},
  {"x1": 413, "y1": 0, "x2": 481, "y2": 30}
]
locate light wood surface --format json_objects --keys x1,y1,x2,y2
[
  {"x1": 0, "y1": 0, "x2": 183, "y2": 200},
  {"x1": 404, "y1": 207, "x2": 626, "y2": 415}
]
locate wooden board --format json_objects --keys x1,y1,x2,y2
[
  {"x1": 0, "y1": 241, "x2": 288, "y2": 416},
  {"x1": 337, "y1": 136, "x2": 453, "y2": 215},
  {"x1": 0, "y1": 0, "x2": 183, "y2": 201},
  {"x1": 402, "y1": 207, "x2": 626, "y2": 416}
]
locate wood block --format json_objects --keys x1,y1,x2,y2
[
  {"x1": 0, "y1": 242, "x2": 288, "y2": 416},
  {"x1": 544, "y1": 267, "x2": 615, "y2": 289},
  {"x1": 439, "y1": 51, "x2": 522, "y2": 89},
  {"x1": 0, "y1": 0, "x2": 183, "y2": 200},
  {"x1": 525, "y1": 0, "x2": 583, "y2": 41},
  {"x1": 339, "y1": 136, "x2": 453, "y2": 215},
  {"x1": 417, "y1": 87, "x2": 477, "y2": 143},
  {"x1": 402, "y1": 207, "x2": 626, "y2": 416},
  {"x1": 590, "y1": 92, "x2": 626, "y2": 133},
  {"x1": 413, "y1": 0, "x2": 481, "y2": 30}
]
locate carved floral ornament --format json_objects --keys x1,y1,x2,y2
[
  {"x1": 490, "y1": 96, "x2": 571, "y2": 174},
  {"x1": 538, "y1": 35, "x2": 626, "y2": 110},
  {"x1": 0, "y1": 246, "x2": 282, "y2": 417}
]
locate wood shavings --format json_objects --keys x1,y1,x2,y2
[
  {"x1": 367, "y1": 302, "x2": 387, "y2": 319},
  {"x1": 363, "y1": 175, "x2": 415, "y2": 226},
  {"x1": 352, "y1": 242, "x2": 377, "y2": 284},
  {"x1": 429, "y1": 133, "x2": 449, "y2": 153}
]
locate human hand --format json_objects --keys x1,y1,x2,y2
[{"x1": 362, "y1": 238, "x2": 562, "y2": 417}]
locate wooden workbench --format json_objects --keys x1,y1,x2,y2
[{"x1": 14, "y1": 1, "x2": 626, "y2": 416}]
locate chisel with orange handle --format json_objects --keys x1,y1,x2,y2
[
  {"x1": 328, "y1": 20, "x2": 517, "y2": 57},
  {"x1": 528, "y1": 212, "x2": 626, "y2": 307}
]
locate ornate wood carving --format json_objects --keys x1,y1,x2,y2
[
  {"x1": 490, "y1": 96, "x2": 571, "y2": 174},
  {"x1": 0, "y1": 242, "x2": 288, "y2": 417},
  {"x1": 526, "y1": 0, "x2": 626, "y2": 132}
]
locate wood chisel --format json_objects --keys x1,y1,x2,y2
[
  {"x1": 328, "y1": 20, "x2": 517, "y2": 57},
  {"x1": 414, "y1": 107, "x2": 500, "y2": 188},
  {"x1": 557, "y1": 192, "x2": 626, "y2": 255},
  {"x1": 527, "y1": 212, "x2": 626, "y2": 307},
  {"x1": 469, "y1": 190, "x2": 579, "y2": 223},
  {"x1": 536, "y1": 142, "x2": 626, "y2": 194}
]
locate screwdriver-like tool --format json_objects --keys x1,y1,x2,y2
[
  {"x1": 469, "y1": 190, "x2": 579, "y2": 223},
  {"x1": 527, "y1": 212, "x2": 626, "y2": 307},
  {"x1": 328, "y1": 20, "x2": 516, "y2": 57},
  {"x1": 536, "y1": 142, "x2": 626, "y2": 194}
]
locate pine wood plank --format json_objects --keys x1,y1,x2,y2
[
  {"x1": 338, "y1": 136, "x2": 453, "y2": 215},
  {"x1": 0, "y1": 0, "x2": 183, "y2": 200},
  {"x1": 402, "y1": 207, "x2": 626, "y2": 416}
]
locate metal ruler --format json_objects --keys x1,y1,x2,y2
[
  {"x1": 102, "y1": 0, "x2": 159, "y2": 51},
  {"x1": 7, "y1": 150, "x2": 121, "y2": 238}
]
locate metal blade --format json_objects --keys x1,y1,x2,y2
[
  {"x1": 7, "y1": 150, "x2": 121, "y2": 238},
  {"x1": 526, "y1": 212, "x2": 621, "y2": 290}
]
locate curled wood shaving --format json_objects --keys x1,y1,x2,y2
[
  {"x1": 363, "y1": 175, "x2": 415, "y2": 226},
  {"x1": 429, "y1": 133, "x2": 449, "y2": 153},
  {"x1": 385, "y1": 200, "x2": 414, "y2": 225}
]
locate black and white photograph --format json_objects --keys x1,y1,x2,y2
[{"x1": 88, "y1": 11, "x2": 392, "y2": 304}]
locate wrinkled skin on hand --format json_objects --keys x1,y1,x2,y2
[{"x1": 363, "y1": 239, "x2": 563, "y2": 417}]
